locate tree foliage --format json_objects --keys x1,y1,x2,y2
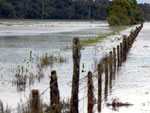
[
  {"x1": 107, "y1": 0, "x2": 145, "y2": 25},
  {"x1": 128, "y1": 0, "x2": 137, "y2": 9}
]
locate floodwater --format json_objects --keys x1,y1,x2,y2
[
  {"x1": 102, "y1": 22, "x2": 150, "y2": 113},
  {"x1": 0, "y1": 20, "x2": 118, "y2": 109},
  {"x1": 0, "y1": 20, "x2": 149, "y2": 113}
]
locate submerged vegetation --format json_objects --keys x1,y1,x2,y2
[
  {"x1": 44, "y1": 100, "x2": 70, "y2": 113},
  {"x1": 40, "y1": 53, "x2": 67, "y2": 67},
  {"x1": 0, "y1": 98, "x2": 70, "y2": 113},
  {"x1": 0, "y1": 100, "x2": 11, "y2": 113},
  {"x1": 13, "y1": 64, "x2": 44, "y2": 91},
  {"x1": 12, "y1": 52, "x2": 67, "y2": 91}
]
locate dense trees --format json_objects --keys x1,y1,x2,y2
[
  {"x1": 0, "y1": 0, "x2": 108, "y2": 20},
  {"x1": 0, "y1": 0, "x2": 149, "y2": 22},
  {"x1": 107, "y1": 0, "x2": 145, "y2": 25},
  {"x1": 138, "y1": 3, "x2": 150, "y2": 21}
]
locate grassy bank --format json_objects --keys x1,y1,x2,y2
[
  {"x1": 81, "y1": 26, "x2": 127, "y2": 47},
  {"x1": 64, "y1": 26, "x2": 127, "y2": 50}
]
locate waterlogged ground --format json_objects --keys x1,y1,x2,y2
[
  {"x1": 0, "y1": 20, "x2": 149, "y2": 113},
  {"x1": 0, "y1": 20, "x2": 119, "y2": 108},
  {"x1": 101, "y1": 22, "x2": 150, "y2": 113}
]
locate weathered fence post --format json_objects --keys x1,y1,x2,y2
[
  {"x1": 120, "y1": 43, "x2": 123, "y2": 65},
  {"x1": 117, "y1": 45, "x2": 120, "y2": 67},
  {"x1": 130, "y1": 31, "x2": 133, "y2": 44},
  {"x1": 123, "y1": 37, "x2": 127, "y2": 62},
  {"x1": 129, "y1": 35, "x2": 132, "y2": 49},
  {"x1": 50, "y1": 70, "x2": 60, "y2": 111},
  {"x1": 98, "y1": 63, "x2": 102, "y2": 112},
  {"x1": 88, "y1": 71, "x2": 95, "y2": 113},
  {"x1": 104, "y1": 57, "x2": 108, "y2": 100},
  {"x1": 31, "y1": 89, "x2": 40, "y2": 113},
  {"x1": 113, "y1": 47, "x2": 116, "y2": 73},
  {"x1": 109, "y1": 51, "x2": 113, "y2": 90},
  {"x1": 70, "y1": 38, "x2": 81, "y2": 113},
  {"x1": 127, "y1": 37, "x2": 129, "y2": 52}
]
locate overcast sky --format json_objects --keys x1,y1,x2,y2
[{"x1": 137, "y1": 0, "x2": 150, "y2": 4}]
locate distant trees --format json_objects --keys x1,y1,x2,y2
[
  {"x1": 138, "y1": 3, "x2": 150, "y2": 21},
  {"x1": 0, "y1": 0, "x2": 149, "y2": 22},
  {"x1": 0, "y1": 0, "x2": 15, "y2": 18},
  {"x1": 0, "y1": 0, "x2": 109, "y2": 20},
  {"x1": 107, "y1": 0, "x2": 145, "y2": 25}
]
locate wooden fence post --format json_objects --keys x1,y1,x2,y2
[
  {"x1": 109, "y1": 51, "x2": 113, "y2": 90},
  {"x1": 123, "y1": 37, "x2": 127, "y2": 62},
  {"x1": 117, "y1": 45, "x2": 120, "y2": 67},
  {"x1": 50, "y1": 70, "x2": 60, "y2": 111},
  {"x1": 130, "y1": 32, "x2": 133, "y2": 44},
  {"x1": 31, "y1": 90, "x2": 40, "y2": 113},
  {"x1": 98, "y1": 63, "x2": 102, "y2": 112},
  {"x1": 70, "y1": 38, "x2": 81, "y2": 113},
  {"x1": 120, "y1": 43, "x2": 123, "y2": 65},
  {"x1": 88, "y1": 71, "x2": 95, "y2": 113},
  {"x1": 113, "y1": 47, "x2": 116, "y2": 73},
  {"x1": 127, "y1": 37, "x2": 129, "y2": 52},
  {"x1": 104, "y1": 58, "x2": 108, "y2": 100},
  {"x1": 129, "y1": 36, "x2": 132, "y2": 49}
]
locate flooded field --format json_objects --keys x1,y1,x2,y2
[
  {"x1": 102, "y1": 22, "x2": 150, "y2": 113},
  {"x1": 0, "y1": 20, "x2": 118, "y2": 108},
  {"x1": 0, "y1": 20, "x2": 149, "y2": 113}
]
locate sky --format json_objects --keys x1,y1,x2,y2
[{"x1": 137, "y1": 0, "x2": 150, "y2": 4}]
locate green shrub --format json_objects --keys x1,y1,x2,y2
[{"x1": 107, "y1": 15, "x2": 120, "y2": 25}]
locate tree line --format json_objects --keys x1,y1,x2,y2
[
  {"x1": 0, "y1": 0, "x2": 150, "y2": 23},
  {"x1": 138, "y1": 3, "x2": 150, "y2": 21},
  {"x1": 0, "y1": 0, "x2": 109, "y2": 20}
]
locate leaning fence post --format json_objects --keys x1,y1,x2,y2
[
  {"x1": 98, "y1": 63, "x2": 102, "y2": 112},
  {"x1": 50, "y1": 70, "x2": 60, "y2": 111},
  {"x1": 88, "y1": 71, "x2": 95, "y2": 113},
  {"x1": 31, "y1": 89, "x2": 40, "y2": 113},
  {"x1": 70, "y1": 38, "x2": 81, "y2": 113}
]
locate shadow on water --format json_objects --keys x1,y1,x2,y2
[{"x1": 107, "y1": 98, "x2": 133, "y2": 111}]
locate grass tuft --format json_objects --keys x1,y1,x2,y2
[{"x1": 40, "y1": 53, "x2": 67, "y2": 67}]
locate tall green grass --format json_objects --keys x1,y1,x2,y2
[
  {"x1": 63, "y1": 26, "x2": 127, "y2": 50},
  {"x1": 81, "y1": 26, "x2": 127, "y2": 47}
]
